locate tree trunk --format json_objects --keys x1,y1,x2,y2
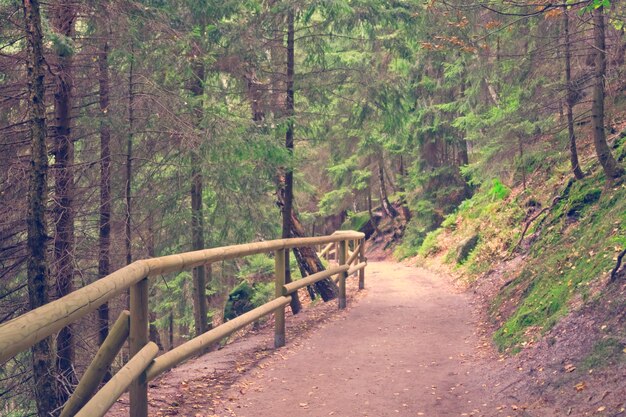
[
  {"x1": 290, "y1": 210, "x2": 339, "y2": 301},
  {"x1": 189, "y1": 59, "x2": 209, "y2": 336},
  {"x1": 97, "y1": 8, "x2": 111, "y2": 380},
  {"x1": 367, "y1": 186, "x2": 381, "y2": 236},
  {"x1": 168, "y1": 312, "x2": 174, "y2": 351},
  {"x1": 23, "y1": 1, "x2": 58, "y2": 414},
  {"x1": 276, "y1": 172, "x2": 338, "y2": 302},
  {"x1": 563, "y1": 10, "x2": 585, "y2": 180},
  {"x1": 591, "y1": 7, "x2": 624, "y2": 180},
  {"x1": 52, "y1": 0, "x2": 76, "y2": 399},
  {"x1": 126, "y1": 42, "x2": 135, "y2": 267},
  {"x1": 283, "y1": 10, "x2": 302, "y2": 314},
  {"x1": 459, "y1": 139, "x2": 469, "y2": 166},
  {"x1": 398, "y1": 155, "x2": 411, "y2": 221},
  {"x1": 378, "y1": 158, "x2": 398, "y2": 218}
]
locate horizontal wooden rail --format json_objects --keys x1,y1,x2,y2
[
  {"x1": 346, "y1": 243, "x2": 361, "y2": 265},
  {"x1": 75, "y1": 342, "x2": 159, "y2": 417},
  {"x1": 282, "y1": 265, "x2": 349, "y2": 295},
  {"x1": 0, "y1": 231, "x2": 366, "y2": 417},
  {"x1": 348, "y1": 262, "x2": 367, "y2": 276},
  {"x1": 318, "y1": 242, "x2": 334, "y2": 258},
  {"x1": 146, "y1": 296, "x2": 292, "y2": 380},
  {"x1": 0, "y1": 232, "x2": 364, "y2": 363}
]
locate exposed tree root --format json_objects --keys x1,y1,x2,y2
[
  {"x1": 510, "y1": 177, "x2": 575, "y2": 256},
  {"x1": 610, "y1": 248, "x2": 626, "y2": 282}
]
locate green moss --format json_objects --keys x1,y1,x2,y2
[
  {"x1": 566, "y1": 187, "x2": 601, "y2": 218},
  {"x1": 418, "y1": 229, "x2": 443, "y2": 257},
  {"x1": 493, "y1": 179, "x2": 626, "y2": 352},
  {"x1": 340, "y1": 210, "x2": 370, "y2": 232},
  {"x1": 488, "y1": 178, "x2": 510, "y2": 201},
  {"x1": 441, "y1": 212, "x2": 457, "y2": 230},
  {"x1": 579, "y1": 338, "x2": 626, "y2": 371}
]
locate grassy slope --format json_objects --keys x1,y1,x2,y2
[{"x1": 398, "y1": 130, "x2": 626, "y2": 362}]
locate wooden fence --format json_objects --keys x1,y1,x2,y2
[{"x1": 0, "y1": 231, "x2": 366, "y2": 417}]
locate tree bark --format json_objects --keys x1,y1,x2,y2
[
  {"x1": 283, "y1": 10, "x2": 302, "y2": 314},
  {"x1": 367, "y1": 186, "x2": 381, "y2": 236},
  {"x1": 378, "y1": 158, "x2": 398, "y2": 218},
  {"x1": 23, "y1": 0, "x2": 58, "y2": 415},
  {"x1": 126, "y1": 42, "x2": 135, "y2": 266},
  {"x1": 563, "y1": 10, "x2": 585, "y2": 180},
  {"x1": 591, "y1": 7, "x2": 624, "y2": 180},
  {"x1": 189, "y1": 59, "x2": 209, "y2": 336},
  {"x1": 97, "y1": 6, "x2": 111, "y2": 380},
  {"x1": 458, "y1": 139, "x2": 469, "y2": 166},
  {"x1": 289, "y1": 209, "x2": 338, "y2": 301},
  {"x1": 51, "y1": 0, "x2": 76, "y2": 399},
  {"x1": 398, "y1": 155, "x2": 411, "y2": 221}
]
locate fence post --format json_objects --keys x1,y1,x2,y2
[
  {"x1": 359, "y1": 238, "x2": 366, "y2": 290},
  {"x1": 274, "y1": 249, "x2": 286, "y2": 348},
  {"x1": 129, "y1": 277, "x2": 149, "y2": 417},
  {"x1": 338, "y1": 240, "x2": 347, "y2": 309}
]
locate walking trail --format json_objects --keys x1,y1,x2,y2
[
  {"x1": 213, "y1": 261, "x2": 491, "y2": 417},
  {"x1": 109, "y1": 261, "x2": 494, "y2": 417}
]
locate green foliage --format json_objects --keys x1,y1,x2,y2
[
  {"x1": 493, "y1": 178, "x2": 626, "y2": 352},
  {"x1": 42, "y1": 18, "x2": 75, "y2": 57},
  {"x1": 318, "y1": 188, "x2": 352, "y2": 217},
  {"x1": 237, "y1": 254, "x2": 275, "y2": 279},
  {"x1": 224, "y1": 278, "x2": 275, "y2": 321},
  {"x1": 224, "y1": 280, "x2": 255, "y2": 320},
  {"x1": 488, "y1": 178, "x2": 510, "y2": 201},
  {"x1": 566, "y1": 187, "x2": 601, "y2": 218},
  {"x1": 154, "y1": 272, "x2": 195, "y2": 336},
  {"x1": 395, "y1": 199, "x2": 439, "y2": 259},
  {"x1": 340, "y1": 211, "x2": 370, "y2": 232},
  {"x1": 250, "y1": 282, "x2": 275, "y2": 308},
  {"x1": 440, "y1": 212, "x2": 457, "y2": 230},
  {"x1": 417, "y1": 229, "x2": 442, "y2": 257}
]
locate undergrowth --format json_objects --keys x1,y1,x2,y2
[
  {"x1": 494, "y1": 177, "x2": 624, "y2": 348},
  {"x1": 404, "y1": 170, "x2": 626, "y2": 353}
]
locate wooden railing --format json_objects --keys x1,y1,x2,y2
[{"x1": 0, "y1": 231, "x2": 366, "y2": 417}]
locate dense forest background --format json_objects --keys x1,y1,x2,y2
[{"x1": 1, "y1": 0, "x2": 625, "y2": 415}]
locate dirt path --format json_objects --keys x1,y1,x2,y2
[
  {"x1": 212, "y1": 261, "x2": 490, "y2": 417},
  {"x1": 108, "y1": 261, "x2": 493, "y2": 417}
]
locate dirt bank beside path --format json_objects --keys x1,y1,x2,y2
[{"x1": 213, "y1": 261, "x2": 490, "y2": 417}]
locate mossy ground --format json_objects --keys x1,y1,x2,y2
[
  {"x1": 493, "y1": 178, "x2": 625, "y2": 351},
  {"x1": 403, "y1": 168, "x2": 626, "y2": 353}
]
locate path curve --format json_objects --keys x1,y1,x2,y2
[{"x1": 214, "y1": 261, "x2": 489, "y2": 417}]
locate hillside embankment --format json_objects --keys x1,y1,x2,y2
[{"x1": 390, "y1": 127, "x2": 626, "y2": 416}]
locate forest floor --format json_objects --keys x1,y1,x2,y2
[{"x1": 106, "y1": 260, "x2": 625, "y2": 417}]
